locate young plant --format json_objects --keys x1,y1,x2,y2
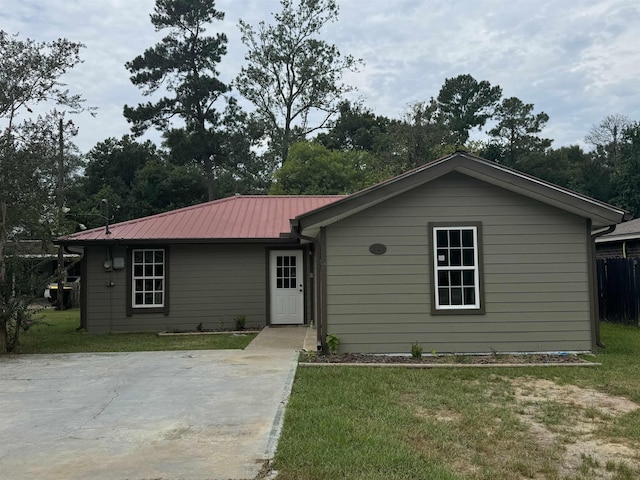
[
  {"x1": 234, "y1": 314, "x2": 246, "y2": 330},
  {"x1": 300, "y1": 349, "x2": 317, "y2": 362},
  {"x1": 411, "y1": 342, "x2": 423, "y2": 359},
  {"x1": 326, "y1": 334, "x2": 340, "y2": 355}
]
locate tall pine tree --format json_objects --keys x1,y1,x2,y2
[{"x1": 124, "y1": 0, "x2": 250, "y2": 200}]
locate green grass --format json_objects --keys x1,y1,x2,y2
[
  {"x1": 274, "y1": 322, "x2": 640, "y2": 480},
  {"x1": 14, "y1": 309, "x2": 256, "y2": 353}
]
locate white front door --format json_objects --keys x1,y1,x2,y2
[{"x1": 270, "y1": 250, "x2": 304, "y2": 325}]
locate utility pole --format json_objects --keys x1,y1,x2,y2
[{"x1": 56, "y1": 118, "x2": 66, "y2": 310}]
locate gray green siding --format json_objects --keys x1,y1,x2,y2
[
  {"x1": 324, "y1": 172, "x2": 593, "y2": 354},
  {"x1": 84, "y1": 244, "x2": 267, "y2": 333}
]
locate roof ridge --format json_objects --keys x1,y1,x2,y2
[{"x1": 243, "y1": 194, "x2": 347, "y2": 198}]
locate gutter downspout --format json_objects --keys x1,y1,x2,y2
[
  {"x1": 290, "y1": 220, "x2": 325, "y2": 352},
  {"x1": 591, "y1": 224, "x2": 616, "y2": 349}
]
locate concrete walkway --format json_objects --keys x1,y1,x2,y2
[{"x1": 0, "y1": 326, "x2": 308, "y2": 480}]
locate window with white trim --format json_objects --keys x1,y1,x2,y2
[
  {"x1": 432, "y1": 226, "x2": 481, "y2": 310},
  {"x1": 132, "y1": 249, "x2": 165, "y2": 308}
]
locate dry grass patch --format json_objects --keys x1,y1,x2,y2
[
  {"x1": 401, "y1": 376, "x2": 640, "y2": 480},
  {"x1": 402, "y1": 383, "x2": 562, "y2": 480},
  {"x1": 510, "y1": 377, "x2": 640, "y2": 479}
]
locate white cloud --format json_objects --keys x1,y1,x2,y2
[{"x1": 2, "y1": 0, "x2": 639, "y2": 152}]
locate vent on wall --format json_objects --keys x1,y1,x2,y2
[{"x1": 369, "y1": 243, "x2": 387, "y2": 255}]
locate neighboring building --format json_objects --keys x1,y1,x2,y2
[
  {"x1": 595, "y1": 218, "x2": 640, "y2": 259},
  {"x1": 594, "y1": 218, "x2": 640, "y2": 326},
  {"x1": 6, "y1": 240, "x2": 81, "y2": 299},
  {"x1": 56, "y1": 152, "x2": 628, "y2": 354}
]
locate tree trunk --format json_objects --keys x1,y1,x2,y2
[
  {"x1": 203, "y1": 154, "x2": 216, "y2": 201},
  {"x1": 0, "y1": 200, "x2": 8, "y2": 354},
  {"x1": 281, "y1": 125, "x2": 291, "y2": 165},
  {"x1": 0, "y1": 323, "x2": 7, "y2": 354}
]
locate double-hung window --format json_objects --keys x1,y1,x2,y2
[
  {"x1": 132, "y1": 249, "x2": 165, "y2": 308},
  {"x1": 430, "y1": 224, "x2": 483, "y2": 313}
]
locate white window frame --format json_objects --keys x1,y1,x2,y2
[
  {"x1": 132, "y1": 248, "x2": 165, "y2": 308},
  {"x1": 432, "y1": 225, "x2": 481, "y2": 310}
]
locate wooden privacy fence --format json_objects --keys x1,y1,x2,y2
[{"x1": 597, "y1": 258, "x2": 640, "y2": 325}]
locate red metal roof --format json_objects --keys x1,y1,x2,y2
[{"x1": 59, "y1": 195, "x2": 345, "y2": 243}]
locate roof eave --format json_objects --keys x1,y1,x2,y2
[
  {"x1": 55, "y1": 236, "x2": 296, "y2": 246},
  {"x1": 595, "y1": 233, "x2": 640, "y2": 244}
]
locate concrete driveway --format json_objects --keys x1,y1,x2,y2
[{"x1": 0, "y1": 326, "x2": 309, "y2": 480}]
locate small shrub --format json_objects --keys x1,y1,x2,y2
[
  {"x1": 411, "y1": 342, "x2": 423, "y2": 359},
  {"x1": 196, "y1": 322, "x2": 204, "y2": 332},
  {"x1": 0, "y1": 288, "x2": 39, "y2": 353},
  {"x1": 234, "y1": 314, "x2": 246, "y2": 330},
  {"x1": 326, "y1": 334, "x2": 340, "y2": 354},
  {"x1": 300, "y1": 349, "x2": 317, "y2": 362}
]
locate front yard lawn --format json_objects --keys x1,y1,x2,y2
[
  {"x1": 14, "y1": 309, "x2": 256, "y2": 353},
  {"x1": 275, "y1": 322, "x2": 640, "y2": 480}
]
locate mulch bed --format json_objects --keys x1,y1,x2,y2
[{"x1": 301, "y1": 352, "x2": 594, "y2": 365}]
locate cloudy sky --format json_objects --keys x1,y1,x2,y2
[{"x1": 3, "y1": 0, "x2": 639, "y2": 153}]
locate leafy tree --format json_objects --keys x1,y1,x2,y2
[
  {"x1": 0, "y1": 31, "x2": 86, "y2": 352},
  {"x1": 124, "y1": 0, "x2": 255, "y2": 200},
  {"x1": 163, "y1": 101, "x2": 273, "y2": 197},
  {"x1": 130, "y1": 158, "x2": 207, "y2": 217},
  {"x1": 237, "y1": 0, "x2": 362, "y2": 164},
  {"x1": 435, "y1": 74, "x2": 502, "y2": 145},
  {"x1": 384, "y1": 101, "x2": 454, "y2": 171},
  {"x1": 513, "y1": 148, "x2": 577, "y2": 189},
  {"x1": 568, "y1": 146, "x2": 613, "y2": 202},
  {"x1": 68, "y1": 136, "x2": 209, "y2": 227},
  {"x1": 19, "y1": 112, "x2": 83, "y2": 240},
  {"x1": 0, "y1": 31, "x2": 85, "y2": 128},
  {"x1": 315, "y1": 101, "x2": 392, "y2": 152},
  {"x1": 271, "y1": 142, "x2": 371, "y2": 195},
  {"x1": 68, "y1": 136, "x2": 166, "y2": 227},
  {"x1": 488, "y1": 97, "x2": 551, "y2": 167},
  {"x1": 612, "y1": 122, "x2": 640, "y2": 216}
]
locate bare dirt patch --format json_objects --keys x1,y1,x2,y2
[{"x1": 510, "y1": 377, "x2": 640, "y2": 478}]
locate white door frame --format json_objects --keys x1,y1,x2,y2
[{"x1": 269, "y1": 249, "x2": 304, "y2": 325}]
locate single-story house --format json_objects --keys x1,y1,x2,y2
[
  {"x1": 595, "y1": 217, "x2": 640, "y2": 259},
  {"x1": 56, "y1": 152, "x2": 629, "y2": 354}
]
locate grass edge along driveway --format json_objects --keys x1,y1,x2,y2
[
  {"x1": 274, "y1": 322, "x2": 640, "y2": 480},
  {"x1": 14, "y1": 309, "x2": 256, "y2": 353}
]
